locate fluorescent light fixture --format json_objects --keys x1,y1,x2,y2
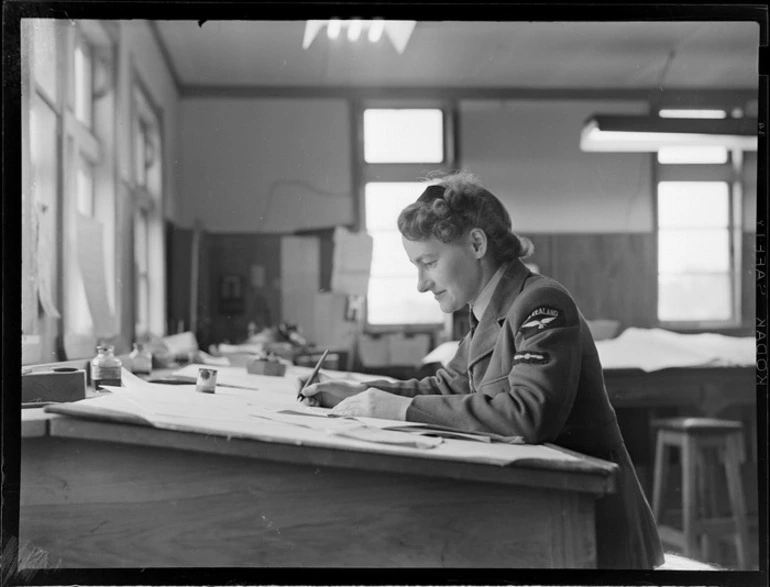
[
  {"x1": 303, "y1": 20, "x2": 415, "y2": 53},
  {"x1": 658, "y1": 109, "x2": 727, "y2": 119},
  {"x1": 580, "y1": 115, "x2": 757, "y2": 152}
]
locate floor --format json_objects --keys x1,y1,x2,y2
[{"x1": 658, "y1": 510, "x2": 761, "y2": 570}]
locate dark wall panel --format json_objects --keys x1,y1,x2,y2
[{"x1": 197, "y1": 233, "x2": 282, "y2": 347}]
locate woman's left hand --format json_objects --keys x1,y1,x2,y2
[{"x1": 330, "y1": 388, "x2": 413, "y2": 421}]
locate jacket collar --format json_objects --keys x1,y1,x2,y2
[{"x1": 467, "y1": 258, "x2": 532, "y2": 368}]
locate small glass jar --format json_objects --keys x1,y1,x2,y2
[
  {"x1": 91, "y1": 344, "x2": 122, "y2": 391},
  {"x1": 129, "y1": 342, "x2": 153, "y2": 378}
]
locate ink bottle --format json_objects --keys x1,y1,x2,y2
[
  {"x1": 91, "y1": 344, "x2": 122, "y2": 391},
  {"x1": 129, "y1": 342, "x2": 153, "y2": 378}
]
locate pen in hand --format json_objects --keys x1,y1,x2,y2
[{"x1": 297, "y1": 349, "x2": 329, "y2": 402}]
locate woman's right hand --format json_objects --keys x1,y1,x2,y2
[{"x1": 297, "y1": 379, "x2": 367, "y2": 408}]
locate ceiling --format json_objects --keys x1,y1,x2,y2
[{"x1": 153, "y1": 20, "x2": 759, "y2": 90}]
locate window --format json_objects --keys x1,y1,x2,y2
[
  {"x1": 22, "y1": 19, "x2": 119, "y2": 362},
  {"x1": 655, "y1": 109, "x2": 742, "y2": 326},
  {"x1": 132, "y1": 81, "x2": 163, "y2": 339},
  {"x1": 365, "y1": 182, "x2": 444, "y2": 325},
  {"x1": 657, "y1": 181, "x2": 733, "y2": 322},
  {"x1": 62, "y1": 25, "x2": 114, "y2": 351},
  {"x1": 361, "y1": 105, "x2": 452, "y2": 328},
  {"x1": 363, "y1": 109, "x2": 444, "y2": 163}
]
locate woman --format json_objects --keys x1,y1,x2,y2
[{"x1": 300, "y1": 171, "x2": 664, "y2": 569}]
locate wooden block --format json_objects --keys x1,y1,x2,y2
[
  {"x1": 22, "y1": 369, "x2": 87, "y2": 403},
  {"x1": 245, "y1": 359, "x2": 286, "y2": 377}
]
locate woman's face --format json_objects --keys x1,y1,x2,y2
[{"x1": 402, "y1": 234, "x2": 485, "y2": 313}]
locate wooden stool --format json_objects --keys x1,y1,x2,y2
[{"x1": 651, "y1": 418, "x2": 750, "y2": 569}]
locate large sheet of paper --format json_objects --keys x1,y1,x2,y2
[
  {"x1": 62, "y1": 369, "x2": 583, "y2": 467},
  {"x1": 421, "y1": 329, "x2": 754, "y2": 372},
  {"x1": 595, "y1": 327, "x2": 754, "y2": 372},
  {"x1": 173, "y1": 363, "x2": 396, "y2": 390},
  {"x1": 331, "y1": 226, "x2": 373, "y2": 296},
  {"x1": 35, "y1": 201, "x2": 61, "y2": 318},
  {"x1": 75, "y1": 213, "x2": 115, "y2": 337}
]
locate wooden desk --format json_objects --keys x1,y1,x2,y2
[
  {"x1": 604, "y1": 366, "x2": 755, "y2": 417},
  {"x1": 20, "y1": 412, "x2": 616, "y2": 569}
]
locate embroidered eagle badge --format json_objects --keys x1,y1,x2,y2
[
  {"x1": 518, "y1": 306, "x2": 562, "y2": 339},
  {"x1": 520, "y1": 316, "x2": 558, "y2": 330}
]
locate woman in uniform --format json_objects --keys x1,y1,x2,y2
[{"x1": 299, "y1": 171, "x2": 664, "y2": 569}]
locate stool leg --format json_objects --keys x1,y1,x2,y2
[
  {"x1": 682, "y1": 436, "x2": 700, "y2": 559},
  {"x1": 706, "y1": 447, "x2": 720, "y2": 516},
  {"x1": 723, "y1": 434, "x2": 750, "y2": 569},
  {"x1": 652, "y1": 432, "x2": 668, "y2": 524},
  {"x1": 696, "y1": 448, "x2": 713, "y2": 561}
]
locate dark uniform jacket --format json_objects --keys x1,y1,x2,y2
[{"x1": 365, "y1": 258, "x2": 664, "y2": 569}]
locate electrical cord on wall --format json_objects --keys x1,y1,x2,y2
[{"x1": 256, "y1": 179, "x2": 350, "y2": 230}]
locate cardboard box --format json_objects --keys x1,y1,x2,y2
[
  {"x1": 22, "y1": 368, "x2": 87, "y2": 403},
  {"x1": 245, "y1": 358, "x2": 287, "y2": 377}
]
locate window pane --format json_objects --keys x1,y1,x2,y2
[
  {"x1": 657, "y1": 146, "x2": 728, "y2": 164},
  {"x1": 658, "y1": 274, "x2": 732, "y2": 321},
  {"x1": 28, "y1": 96, "x2": 59, "y2": 330},
  {"x1": 657, "y1": 182, "x2": 729, "y2": 228},
  {"x1": 74, "y1": 39, "x2": 92, "y2": 126},
  {"x1": 363, "y1": 109, "x2": 443, "y2": 163},
  {"x1": 136, "y1": 275, "x2": 149, "y2": 335},
  {"x1": 29, "y1": 19, "x2": 58, "y2": 102},
  {"x1": 370, "y1": 232, "x2": 415, "y2": 276},
  {"x1": 76, "y1": 159, "x2": 94, "y2": 216},
  {"x1": 134, "y1": 210, "x2": 148, "y2": 273},
  {"x1": 658, "y1": 229, "x2": 730, "y2": 273},
  {"x1": 135, "y1": 119, "x2": 147, "y2": 187},
  {"x1": 368, "y1": 276, "x2": 444, "y2": 325},
  {"x1": 365, "y1": 181, "x2": 424, "y2": 231}
]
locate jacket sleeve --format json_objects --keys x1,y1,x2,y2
[
  {"x1": 403, "y1": 285, "x2": 583, "y2": 443},
  {"x1": 360, "y1": 333, "x2": 472, "y2": 398}
]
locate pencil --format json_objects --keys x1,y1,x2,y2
[{"x1": 297, "y1": 349, "x2": 329, "y2": 401}]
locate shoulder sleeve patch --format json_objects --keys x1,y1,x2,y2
[
  {"x1": 513, "y1": 351, "x2": 550, "y2": 365},
  {"x1": 518, "y1": 306, "x2": 564, "y2": 339}
]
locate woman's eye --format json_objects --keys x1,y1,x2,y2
[{"x1": 425, "y1": 261, "x2": 437, "y2": 268}]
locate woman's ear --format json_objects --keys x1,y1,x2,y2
[{"x1": 469, "y1": 228, "x2": 488, "y2": 259}]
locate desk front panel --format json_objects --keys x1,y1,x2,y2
[{"x1": 20, "y1": 435, "x2": 597, "y2": 568}]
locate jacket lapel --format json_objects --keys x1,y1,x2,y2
[{"x1": 467, "y1": 259, "x2": 531, "y2": 369}]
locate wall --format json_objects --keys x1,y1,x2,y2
[
  {"x1": 179, "y1": 98, "x2": 353, "y2": 233},
  {"x1": 460, "y1": 100, "x2": 652, "y2": 233},
  {"x1": 459, "y1": 98, "x2": 756, "y2": 331}
]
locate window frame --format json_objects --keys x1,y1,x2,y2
[
  {"x1": 654, "y1": 153, "x2": 743, "y2": 330},
  {"x1": 22, "y1": 18, "x2": 65, "y2": 364},
  {"x1": 357, "y1": 99, "x2": 457, "y2": 334},
  {"x1": 130, "y1": 68, "x2": 165, "y2": 341},
  {"x1": 61, "y1": 21, "x2": 117, "y2": 360}
]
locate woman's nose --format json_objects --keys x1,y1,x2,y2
[{"x1": 417, "y1": 269, "x2": 431, "y2": 293}]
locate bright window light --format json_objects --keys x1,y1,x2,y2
[
  {"x1": 365, "y1": 182, "x2": 444, "y2": 325},
  {"x1": 74, "y1": 41, "x2": 93, "y2": 126},
  {"x1": 327, "y1": 19, "x2": 341, "y2": 39},
  {"x1": 347, "y1": 19, "x2": 362, "y2": 41},
  {"x1": 657, "y1": 182, "x2": 729, "y2": 228},
  {"x1": 656, "y1": 181, "x2": 733, "y2": 323},
  {"x1": 363, "y1": 109, "x2": 444, "y2": 163},
  {"x1": 657, "y1": 146, "x2": 729, "y2": 164},
  {"x1": 658, "y1": 109, "x2": 727, "y2": 119},
  {"x1": 368, "y1": 20, "x2": 385, "y2": 42}
]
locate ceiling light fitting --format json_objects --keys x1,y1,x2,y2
[
  {"x1": 302, "y1": 20, "x2": 416, "y2": 54},
  {"x1": 580, "y1": 115, "x2": 758, "y2": 152}
]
